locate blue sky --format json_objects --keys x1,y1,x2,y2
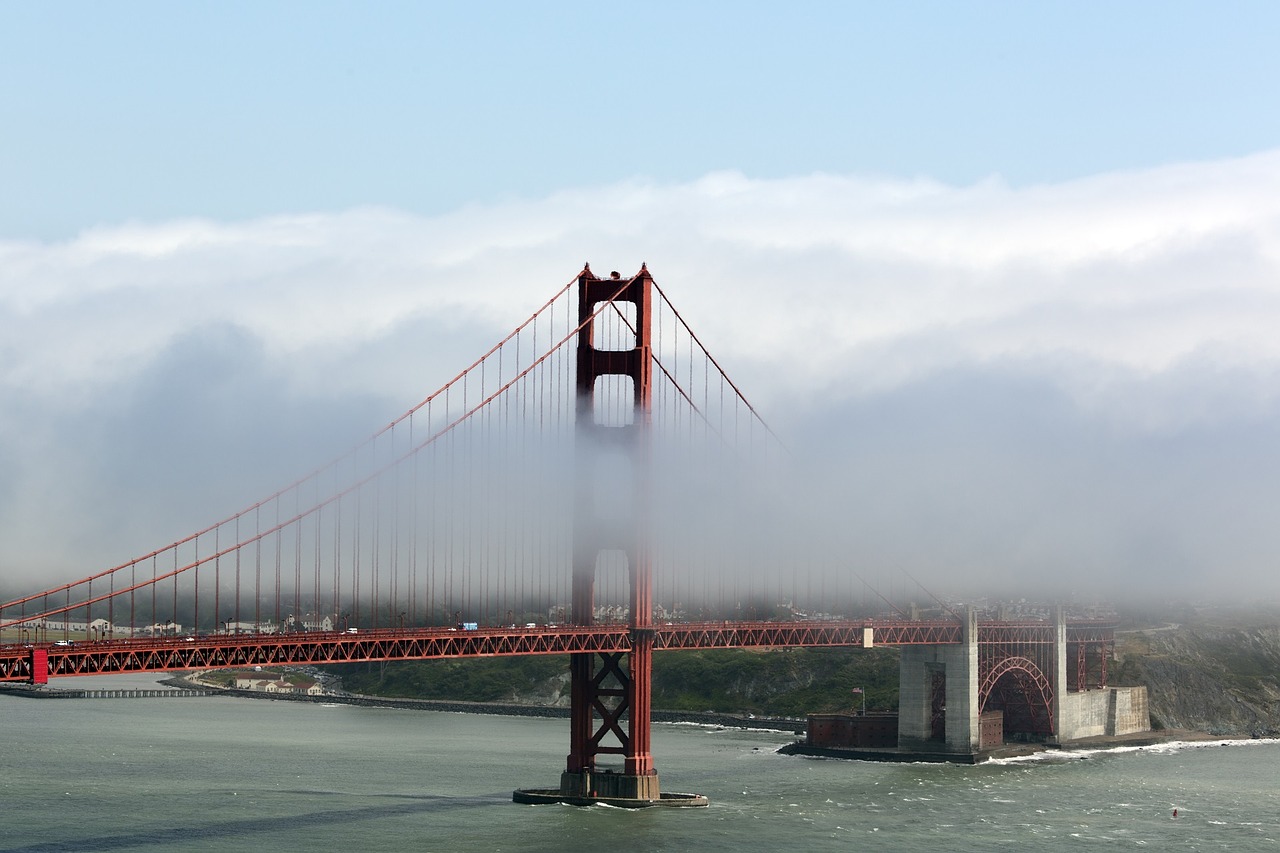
[
  {"x1": 5, "y1": 2, "x2": 1279, "y2": 236},
  {"x1": 3, "y1": 3, "x2": 1280, "y2": 603}
]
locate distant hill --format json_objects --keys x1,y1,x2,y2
[{"x1": 331, "y1": 608, "x2": 1280, "y2": 736}]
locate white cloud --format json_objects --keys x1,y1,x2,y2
[
  {"x1": 3, "y1": 151, "x2": 1280, "y2": 600},
  {"x1": 4, "y1": 151, "x2": 1280, "y2": 405}
]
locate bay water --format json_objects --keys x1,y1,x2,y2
[{"x1": 2, "y1": 675, "x2": 1278, "y2": 852}]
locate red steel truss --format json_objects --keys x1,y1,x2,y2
[
  {"x1": 1, "y1": 625, "x2": 632, "y2": 682},
  {"x1": 655, "y1": 620, "x2": 962, "y2": 648},
  {"x1": 1, "y1": 618, "x2": 1116, "y2": 684}
]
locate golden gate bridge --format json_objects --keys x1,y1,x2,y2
[{"x1": 0, "y1": 265, "x2": 1117, "y2": 806}]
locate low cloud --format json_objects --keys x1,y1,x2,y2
[{"x1": 3, "y1": 151, "x2": 1280, "y2": 605}]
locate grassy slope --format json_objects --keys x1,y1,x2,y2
[{"x1": 333, "y1": 646, "x2": 902, "y2": 717}]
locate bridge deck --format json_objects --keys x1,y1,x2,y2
[{"x1": 1, "y1": 620, "x2": 1114, "y2": 683}]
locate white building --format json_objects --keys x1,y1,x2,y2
[
  {"x1": 220, "y1": 621, "x2": 279, "y2": 635},
  {"x1": 282, "y1": 614, "x2": 335, "y2": 632},
  {"x1": 233, "y1": 675, "x2": 327, "y2": 696}
]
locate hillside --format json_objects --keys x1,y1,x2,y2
[
  {"x1": 1113, "y1": 608, "x2": 1280, "y2": 737},
  {"x1": 332, "y1": 609, "x2": 1280, "y2": 736},
  {"x1": 334, "y1": 646, "x2": 902, "y2": 718}
]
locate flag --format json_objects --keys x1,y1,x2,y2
[{"x1": 851, "y1": 687, "x2": 863, "y2": 694}]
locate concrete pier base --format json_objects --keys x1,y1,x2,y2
[
  {"x1": 513, "y1": 770, "x2": 708, "y2": 808},
  {"x1": 897, "y1": 608, "x2": 980, "y2": 755}
]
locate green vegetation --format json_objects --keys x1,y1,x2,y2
[
  {"x1": 653, "y1": 647, "x2": 900, "y2": 716},
  {"x1": 202, "y1": 667, "x2": 316, "y2": 688},
  {"x1": 337, "y1": 655, "x2": 569, "y2": 703},
  {"x1": 206, "y1": 671, "x2": 242, "y2": 688},
  {"x1": 332, "y1": 646, "x2": 901, "y2": 717}
]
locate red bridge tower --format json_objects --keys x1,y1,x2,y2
[
  {"x1": 564, "y1": 263, "x2": 657, "y2": 799},
  {"x1": 515, "y1": 264, "x2": 704, "y2": 807}
]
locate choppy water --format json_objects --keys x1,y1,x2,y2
[{"x1": 2, "y1": 675, "x2": 1278, "y2": 852}]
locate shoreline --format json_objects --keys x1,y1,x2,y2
[
  {"x1": 2, "y1": 673, "x2": 804, "y2": 732},
  {"x1": 8, "y1": 675, "x2": 1263, "y2": 754},
  {"x1": 159, "y1": 673, "x2": 809, "y2": 733},
  {"x1": 778, "y1": 728, "x2": 1250, "y2": 764}
]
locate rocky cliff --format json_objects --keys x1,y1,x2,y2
[{"x1": 1113, "y1": 612, "x2": 1280, "y2": 737}]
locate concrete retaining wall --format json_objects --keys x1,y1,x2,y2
[
  {"x1": 1059, "y1": 686, "x2": 1149, "y2": 740},
  {"x1": 1059, "y1": 689, "x2": 1111, "y2": 739},
  {"x1": 1109, "y1": 686, "x2": 1149, "y2": 735}
]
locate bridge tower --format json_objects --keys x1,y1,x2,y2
[
  {"x1": 560, "y1": 262, "x2": 659, "y2": 801},
  {"x1": 517, "y1": 264, "x2": 705, "y2": 807}
]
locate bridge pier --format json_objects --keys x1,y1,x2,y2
[
  {"x1": 1052, "y1": 605, "x2": 1067, "y2": 742},
  {"x1": 897, "y1": 608, "x2": 980, "y2": 755},
  {"x1": 896, "y1": 607, "x2": 1146, "y2": 754}
]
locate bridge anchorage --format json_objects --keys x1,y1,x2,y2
[{"x1": 513, "y1": 265, "x2": 706, "y2": 808}]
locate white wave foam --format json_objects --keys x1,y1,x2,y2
[{"x1": 985, "y1": 737, "x2": 1280, "y2": 765}]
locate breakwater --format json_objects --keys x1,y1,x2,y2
[{"x1": 1, "y1": 684, "x2": 213, "y2": 699}]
